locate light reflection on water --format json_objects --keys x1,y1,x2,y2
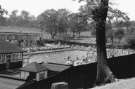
[{"x1": 29, "y1": 50, "x2": 87, "y2": 64}]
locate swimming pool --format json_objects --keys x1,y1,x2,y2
[
  {"x1": 28, "y1": 50, "x2": 87, "y2": 64},
  {"x1": 24, "y1": 48, "x2": 135, "y2": 66}
]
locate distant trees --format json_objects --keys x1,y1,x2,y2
[
  {"x1": 18, "y1": 10, "x2": 30, "y2": 26},
  {"x1": 6, "y1": 10, "x2": 38, "y2": 27},
  {"x1": 68, "y1": 12, "x2": 88, "y2": 37},
  {"x1": 106, "y1": 8, "x2": 130, "y2": 46},
  {"x1": 0, "y1": 5, "x2": 7, "y2": 16},
  {"x1": 0, "y1": 14, "x2": 7, "y2": 25},
  {"x1": 106, "y1": 8, "x2": 127, "y2": 42},
  {"x1": 38, "y1": 8, "x2": 88, "y2": 39},
  {"x1": 38, "y1": 9, "x2": 68, "y2": 39},
  {"x1": 68, "y1": 13, "x2": 79, "y2": 37},
  {"x1": 0, "y1": 5, "x2": 7, "y2": 26},
  {"x1": 0, "y1": 3, "x2": 130, "y2": 42},
  {"x1": 123, "y1": 26, "x2": 135, "y2": 48},
  {"x1": 7, "y1": 10, "x2": 18, "y2": 26},
  {"x1": 0, "y1": 7, "x2": 90, "y2": 40}
]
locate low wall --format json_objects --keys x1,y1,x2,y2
[{"x1": 108, "y1": 54, "x2": 135, "y2": 79}]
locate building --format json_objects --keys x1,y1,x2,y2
[
  {"x1": 0, "y1": 40, "x2": 23, "y2": 71},
  {"x1": 0, "y1": 26, "x2": 42, "y2": 47},
  {"x1": 19, "y1": 62, "x2": 71, "y2": 81}
]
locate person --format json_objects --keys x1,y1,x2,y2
[
  {"x1": 67, "y1": 56, "x2": 71, "y2": 60},
  {"x1": 65, "y1": 56, "x2": 72, "y2": 65},
  {"x1": 76, "y1": 57, "x2": 79, "y2": 61},
  {"x1": 82, "y1": 56, "x2": 88, "y2": 64}
]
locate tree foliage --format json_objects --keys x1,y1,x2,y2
[
  {"x1": 0, "y1": 5, "x2": 8, "y2": 26},
  {"x1": 57, "y1": 9, "x2": 70, "y2": 33},
  {"x1": 38, "y1": 9, "x2": 71, "y2": 39},
  {"x1": 68, "y1": 12, "x2": 88, "y2": 37},
  {"x1": 0, "y1": 5, "x2": 7, "y2": 16},
  {"x1": 38, "y1": 9, "x2": 59, "y2": 39},
  {"x1": 6, "y1": 10, "x2": 38, "y2": 27}
]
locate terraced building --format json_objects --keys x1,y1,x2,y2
[{"x1": 0, "y1": 26, "x2": 43, "y2": 47}]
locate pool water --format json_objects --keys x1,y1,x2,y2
[
  {"x1": 25, "y1": 48, "x2": 135, "y2": 66},
  {"x1": 29, "y1": 50, "x2": 87, "y2": 64}
]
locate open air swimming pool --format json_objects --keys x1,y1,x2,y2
[
  {"x1": 24, "y1": 48, "x2": 135, "y2": 66},
  {"x1": 28, "y1": 50, "x2": 88, "y2": 64}
]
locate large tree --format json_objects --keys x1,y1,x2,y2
[
  {"x1": 77, "y1": 0, "x2": 115, "y2": 85},
  {"x1": 57, "y1": 9, "x2": 70, "y2": 34},
  {"x1": 7, "y1": 10, "x2": 37, "y2": 27},
  {"x1": 38, "y1": 9, "x2": 60, "y2": 39},
  {"x1": 93, "y1": 0, "x2": 115, "y2": 84},
  {"x1": 68, "y1": 12, "x2": 88, "y2": 38},
  {"x1": 38, "y1": 9, "x2": 70, "y2": 39}
]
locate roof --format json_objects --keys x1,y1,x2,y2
[
  {"x1": 0, "y1": 26, "x2": 41, "y2": 33},
  {"x1": 0, "y1": 40, "x2": 23, "y2": 53},
  {"x1": 20, "y1": 62, "x2": 48, "y2": 73},
  {"x1": 41, "y1": 62, "x2": 71, "y2": 72}
]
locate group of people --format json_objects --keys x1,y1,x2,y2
[
  {"x1": 107, "y1": 48, "x2": 135, "y2": 58},
  {"x1": 65, "y1": 56, "x2": 89, "y2": 66},
  {"x1": 65, "y1": 46, "x2": 135, "y2": 66}
]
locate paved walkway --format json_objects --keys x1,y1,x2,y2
[
  {"x1": 0, "y1": 77, "x2": 24, "y2": 89},
  {"x1": 92, "y1": 78, "x2": 135, "y2": 89}
]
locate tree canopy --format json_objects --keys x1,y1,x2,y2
[{"x1": 37, "y1": 9, "x2": 70, "y2": 39}]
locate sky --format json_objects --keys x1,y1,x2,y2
[{"x1": 1, "y1": 0, "x2": 135, "y2": 20}]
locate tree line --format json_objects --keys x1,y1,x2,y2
[
  {"x1": 0, "y1": 4, "x2": 132, "y2": 41},
  {"x1": 0, "y1": 10, "x2": 38, "y2": 27},
  {"x1": 0, "y1": 9, "x2": 89, "y2": 39}
]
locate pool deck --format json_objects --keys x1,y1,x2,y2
[{"x1": 23, "y1": 47, "x2": 88, "y2": 56}]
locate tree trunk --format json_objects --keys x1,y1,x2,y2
[
  {"x1": 95, "y1": 0, "x2": 115, "y2": 85},
  {"x1": 96, "y1": 19, "x2": 114, "y2": 84}
]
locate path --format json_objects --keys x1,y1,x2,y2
[
  {"x1": 92, "y1": 78, "x2": 135, "y2": 89},
  {"x1": 0, "y1": 77, "x2": 24, "y2": 89}
]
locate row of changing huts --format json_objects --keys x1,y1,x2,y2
[{"x1": 0, "y1": 40, "x2": 23, "y2": 71}]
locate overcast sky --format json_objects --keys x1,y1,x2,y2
[{"x1": 1, "y1": 0, "x2": 135, "y2": 20}]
